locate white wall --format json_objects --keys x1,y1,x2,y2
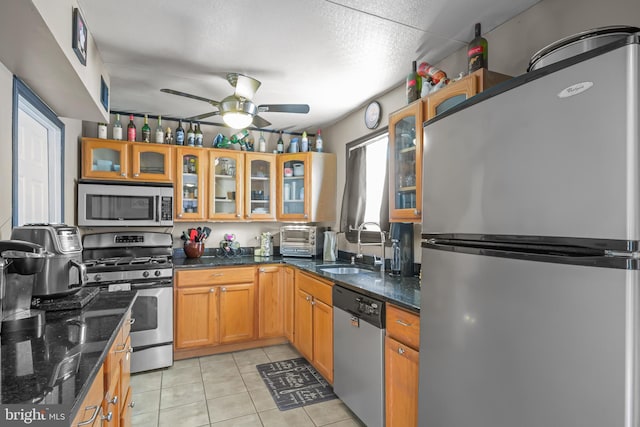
[
  {"x1": 0, "y1": 62, "x2": 13, "y2": 239},
  {"x1": 323, "y1": 0, "x2": 640, "y2": 262}
]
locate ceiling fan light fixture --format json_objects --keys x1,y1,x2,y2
[{"x1": 223, "y1": 111, "x2": 253, "y2": 129}]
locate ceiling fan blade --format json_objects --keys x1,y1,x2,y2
[
  {"x1": 227, "y1": 73, "x2": 261, "y2": 100},
  {"x1": 257, "y1": 104, "x2": 310, "y2": 114},
  {"x1": 160, "y1": 88, "x2": 219, "y2": 106},
  {"x1": 186, "y1": 111, "x2": 221, "y2": 121},
  {"x1": 252, "y1": 115, "x2": 271, "y2": 128}
]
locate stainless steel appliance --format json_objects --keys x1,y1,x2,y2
[
  {"x1": 11, "y1": 224, "x2": 86, "y2": 298},
  {"x1": 0, "y1": 240, "x2": 46, "y2": 332},
  {"x1": 419, "y1": 32, "x2": 640, "y2": 426},
  {"x1": 333, "y1": 285, "x2": 384, "y2": 427},
  {"x1": 279, "y1": 225, "x2": 326, "y2": 257},
  {"x1": 82, "y1": 232, "x2": 173, "y2": 373},
  {"x1": 77, "y1": 180, "x2": 173, "y2": 227}
]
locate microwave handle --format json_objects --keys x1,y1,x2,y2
[{"x1": 155, "y1": 195, "x2": 160, "y2": 223}]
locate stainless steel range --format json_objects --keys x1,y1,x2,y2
[{"x1": 82, "y1": 232, "x2": 173, "y2": 373}]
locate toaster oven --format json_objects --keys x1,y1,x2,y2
[{"x1": 279, "y1": 225, "x2": 327, "y2": 257}]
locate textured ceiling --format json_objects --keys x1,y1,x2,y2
[{"x1": 78, "y1": 0, "x2": 540, "y2": 131}]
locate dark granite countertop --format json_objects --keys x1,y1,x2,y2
[
  {"x1": 0, "y1": 290, "x2": 137, "y2": 419},
  {"x1": 174, "y1": 255, "x2": 421, "y2": 312}
]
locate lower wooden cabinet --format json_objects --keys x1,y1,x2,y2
[
  {"x1": 219, "y1": 282, "x2": 256, "y2": 343},
  {"x1": 258, "y1": 265, "x2": 284, "y2": 338},
  {"x1": 175, "y1": 267, "x2": 256, "y2": 351},
  {"x1": 385, "y1": 304, "x2": 420, "y2": 427},
  {"x1": 385, "y1": 335, "x2": 419, "y2": 426},
  {"x1": 294, "y1": 270, "x2": 333, "y2": 383},
  {"x1": 282, "y1": 266, "x2": 295, "y2": 342},
  {"x1": 175, "y1": 285, "x2": 219, "y2": 348}
]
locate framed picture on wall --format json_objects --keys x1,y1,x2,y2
[{"x1": 72, "y1": 8, "x2": 87, "y2": 66}]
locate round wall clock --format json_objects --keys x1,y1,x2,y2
[{"x1": 364, "y1": 101, "x2": 381, "y2": 129}]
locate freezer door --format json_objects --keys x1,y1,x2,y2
[
  {"x1": 418, "y1": 247, "x2": 636, "y2": 427},
  {"x1": 422, "y1": 42, "x2": 640, "y2": 241}
]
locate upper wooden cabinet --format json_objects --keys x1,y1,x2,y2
[
  {"x1": 209, "y1": 150, "x2": 244, "y2": 220},
  {"x1": 82, "y1": 138, "x2": 173, "y2": 182},
  {"x1": 245, "y1": 152, "x2": 277, "y2": 221},
  {"x1": 389, "y1": 69, "x2": 511, "y2": 223},
  {"x1": 277, "y1": 152, "x2": 336, "y2": 222},
  {"x1": 425, "y1": 68, "x2": 511, "y2": 121},
  {"x1": 175, "y1": 147, "x2": 208, "y2": 221},
  {"x1": 389, "y1": 101, "x2": 423, "y2": 222}
]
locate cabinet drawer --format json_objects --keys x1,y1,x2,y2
[
  {"x1": 296, "y1": 270, "x2": 332, "y2": 305},
  {"x1": 386, "y1": 304, "x2": 420, "y2": 350},
  {"x1": 176, "y1": 267, "x2": 255, "y2": 287}
]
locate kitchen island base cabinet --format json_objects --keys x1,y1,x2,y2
[{"x1": 293, "y1": 270, "x2": 333, "y2": 383}]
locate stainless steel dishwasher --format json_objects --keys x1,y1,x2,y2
[{"x1": 333, "y1": 284, "x2": 385, "y2": 427}]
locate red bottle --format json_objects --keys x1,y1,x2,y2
[{"x1": 127, "y1": 114, "x2": 136, "y2": 142}]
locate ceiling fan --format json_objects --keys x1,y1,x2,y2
[{"x1": 160, "y1": 73, "x2": 310, "y2": 129}]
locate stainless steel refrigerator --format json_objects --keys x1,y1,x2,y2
[{"x1": 419, "y1": 34, "x2": 640, "y2": 427}]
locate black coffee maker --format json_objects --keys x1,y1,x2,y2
[{"x1": 0, "y1": 240, "x2": 46, "y2": 333}]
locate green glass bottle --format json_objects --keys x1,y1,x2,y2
[
  {"x1": 141, "y1": 114, "x2": 151, "y2": 142},
  {"x1": 406, "y1": 60, "x2": 421, "y2": 104},
  {"x1": 467, "y1": 23, "x2": 488, "y2": 73}
]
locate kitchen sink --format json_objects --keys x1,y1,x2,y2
[{"x1": 317, "y1": 266, "x2": 375, "y2": 275}]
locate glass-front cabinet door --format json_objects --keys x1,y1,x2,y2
[
  {"x1": 389, "y1": 101, "x2": 422, "y2": 223},
  {"x1": 82, "y1": 139, "x2": 128, "y2": 179},
  {"x1": 175, "y1": 147, "x2": 207, "y2": 221},
  {"x1": 130, "y1": 143, "x2": 173, "y2": 182},
  {"x1": 277, "y1": 153, "x2": 311, "y2": 221},
  {"x1": 209, "y1": 150, "x2": 243, "y2": 220},
  {"x1": 245, "y1": 153, "x2": 276, "y2": 221}
]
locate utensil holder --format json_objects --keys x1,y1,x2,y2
[{"x1": 184, "y1": 241, "x2": 205, "y2": 258}]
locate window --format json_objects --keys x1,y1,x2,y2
[
  {"x1": 340, "y1": 128, "x2": 389, "y2": 243},
  {"x1": 12, "y1": 77, "x2": 65, "y2": 226}
]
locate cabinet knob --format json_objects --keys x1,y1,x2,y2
[
  {"x1": 121, "y1": 173, "x2": 126, "y2": 177},
  {"x1": 108, "y1": 395, "x2": 118, "y2": 405},
  {"x1": 129, "y1": 401, "x2": 136, "y2": 408},
  {"x1": 236, "y1": 214, "x2": 241, "y2": 218},
  {"x1": 311, "y1": 300, "x2": 316, "y2": 306},
  {"x1": 246, "y1": 213, "x2": 251, "y2": 218},
  {"x1": 398, "y1": 347, "x2": 405, "y2": 355},
  {"x1": 306, "y1": 296, "x2": 311, "y2": 302},
  {"x1": 304, "y1": 214, "x2": 308, "y2": 218},
  {"x1": 209, "y1": 288, "x2": 215, "y2": 293},
  {"x1": 101, "y1": 412, "x2": 113, "y2": 422},
  {"x1": 414, "y1": 209, "x2": 421, "y2": 215},
  {"x1": 221, "y1": 287, "x2": 227, "y2": 292},
  {"x1": 178, "y1": 212, "x2": 184, "y2": 218},
  {"x1": 134, "y1": 173, "x2": 140, "y2": 177},
  {"x1": 259, "y1": 268, "x2": 265, "y2": 273}
]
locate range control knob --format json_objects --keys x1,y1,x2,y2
[
  {"x1": 94, "y1": 274, "x2": 102, "y2": 282},
  {"x1": 142, "y1": 271, "x2": 150, "y2": 278},
  {"x1": 154, "y1": 270, "x2": 161, "y2": 277}
]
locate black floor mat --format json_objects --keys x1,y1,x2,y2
[{"x1": 256, "y1": 357, "x2": 337, "y2": 411}]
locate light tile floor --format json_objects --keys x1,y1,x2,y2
[{"x1": 131, "y1": 344, "x2": 366, "y2": 427}]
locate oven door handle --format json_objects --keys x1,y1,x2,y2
[{"x1": 131, "y1": 281, "x2": 173, "y2": 290}]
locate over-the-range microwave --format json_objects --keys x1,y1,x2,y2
[{"x1": 77, "y1": 180, "x2": 173, "y2": 227}]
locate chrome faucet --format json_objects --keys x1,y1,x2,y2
[{"x1": 355, "y1": 222, "x2": 386, "y2": 273}]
